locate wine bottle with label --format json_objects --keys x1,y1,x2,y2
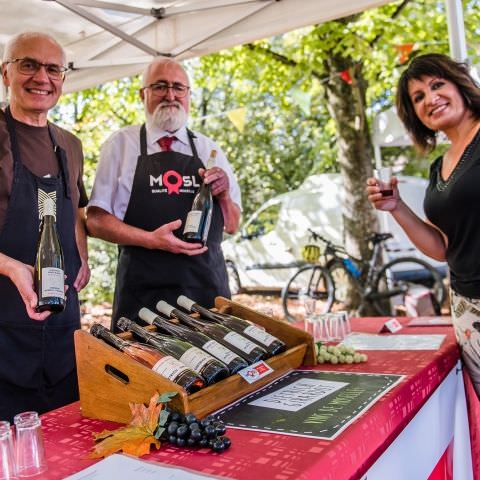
[
  {"x1": 177, "y1": 295, "x2": 286, "y2": 356},
  {"x1": 139, "y1": 307, "x2": 248, "y2": 375},
  {"x1": 34, "y1": 196, "x2": 65, "y2": 313},
  {"x1": 117, "y1": 317, "x2": 229, "y2": 385},
  {"x1": 156, "y1": 301, "x2": 267, "y2": 364},
  {"x1": 182, "y1": 150, "x2": 216, "y2": 245},
  {"x1": 89, "y1": 323, "x2": 205, "y2": 393}
]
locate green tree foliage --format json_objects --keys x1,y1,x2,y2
[
  {"x1": 55, "y1": 0, "x2": 480, "y2": 304},
  {"x1": 51, "y1": 78, "x2": 145, "y2": 304}
]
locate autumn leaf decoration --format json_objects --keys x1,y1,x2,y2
[{"x1": 90, "y1": 391, "x2": 177, "y2": 459}]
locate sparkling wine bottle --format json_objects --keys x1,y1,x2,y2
[
  {"x1": 177, "y1": 295, "x2": 287, "y2": 356},
  {"x1": 156, "y1": 301, "x2": 267, "y2": 364},
  {"x1": 117, "y1": 317, "x2": 229, "y2": 385},
  {"x1": 34, "y1": 196, "x2": 65, "y2": 313},
  {"x1": 139, "y1": 307, "x2": 248, "y2": 375},
  {"x1": 182, "y1": 149, "x2": 216, "y2": 245},
  {"x1": 89, "y1": 323, "x2": 205, "y2": 393}
]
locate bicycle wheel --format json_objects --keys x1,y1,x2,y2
[
  {"x1": 371, "y1": 257, "x2": 446, "y2": 316},
  {"x1": 281, "y1": 265, "x2": 334, "y2": 323}
]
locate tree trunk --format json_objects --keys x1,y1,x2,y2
[{"x1": 323, "y1": 56, "x2": 379, "y2": 313}]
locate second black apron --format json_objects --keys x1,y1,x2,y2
[{"x1": 112, "y1": 126, "x2": 230, "y2": 331}]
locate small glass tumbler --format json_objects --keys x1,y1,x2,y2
[
  {"x1": 0, "y1": 421, "x2": 16, "y2": 480},
  {"x1": 14, "y1": 412, "x2": 47, "y2": 478},
  {"x1": 373, "y1": 166, "x2": 393, "y2": 197},
  {"x1": 311, "y1": 314, "x2": 331, "y2": 343},
  {"x1": 336, "y1": 310, "x2": 352, "y2": 337},
  {"x1": 327, "y1": 313, "x2": 350, "y2": 342},
  {"x1": 300, "y1": 287, "x2": 316, "y2": 331}
]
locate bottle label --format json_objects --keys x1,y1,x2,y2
[
  {"x1": 203, "y1": 340, "x2": 238, "y2": 364},
  {"x1": 179, "y1": 347, "x2": 214, "y2": 373},
  {"x1": 152, "y1": 356, "x2": 191, "y2": 380},
  {"x1": 243, "y1": 325, "x2": 276, "y2": 347},
  {"x1": 223, "y1": 331, "x2": 257, "y2": 354},
  {"x1": 202, "y1": 208, "x2": 212, "y2": 243},
  {"x1": 183, "y1": 210, "x2": 202, "y2": 234},
  {"x1": 41, "y1": 267, "x2": 65, "y2": 299}
]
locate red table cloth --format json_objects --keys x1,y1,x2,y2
[{"x1": 39, "y1": 317, "x2": 469, "y2": 480}]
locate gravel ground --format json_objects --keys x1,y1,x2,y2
[{"x1": 81, "y1": 294, "x2": 288, "y2": 331}]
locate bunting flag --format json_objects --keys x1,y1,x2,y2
[
  {"x1": 339, "y1": 69, "x2": 353, "y2": 85},
  {"x1": 395, "y1": 43, "x2": 415, "y2": 64},
  {"x1": 291, "y1": 87, "x2": 311, "y2": 115},
  {"x1": 226, "y1": 107, "x2": 246, "y2": 132}
]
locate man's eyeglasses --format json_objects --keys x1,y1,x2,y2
[
  {"x1": 144, "y1": 81, "x2": 190, "y2": 98},
  {"x1": 4, "y1": 57, "x2": 68, "y2": 80}
]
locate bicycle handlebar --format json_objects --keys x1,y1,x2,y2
[
  {"x1": 307, "y1": 228, "x2": 394, "y2": 254},
  {"x1": 307, "y1": 228, "x2": 346, "y2": 254}
]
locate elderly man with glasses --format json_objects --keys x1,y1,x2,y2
[
  {"x1": 87, "y1": 58, "x2": 241, "y2": 332},
  {"x1": 0, "y1": 32, "x2": 90, "y2": 421}
]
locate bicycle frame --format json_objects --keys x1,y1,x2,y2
[
  {"x1": 309, "y1": 230, "x2": 402, "y2": 307},
  {"x1": 282, "y1": 229, "x2": 445, "y2": 320}
]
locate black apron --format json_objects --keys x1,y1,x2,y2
[
  {"x1": 0, "y1": 108, "x2": 81, "y2": 422},
  {"x1": 112, "y1": 126, "x2": 230, "y2": 331}
]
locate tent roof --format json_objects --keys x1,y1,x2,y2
[{"x1": 0, "y1": 0, "x2": 393, "y2": 93}]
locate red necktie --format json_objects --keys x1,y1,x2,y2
[{"x1": 158, "y1": 136, "x2": 176, "y2": 152}]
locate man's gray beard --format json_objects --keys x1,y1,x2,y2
[{"x1": 146, "y1": 101, "x2": 188, "y2": 132}]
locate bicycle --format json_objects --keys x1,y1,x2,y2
[{"x1": 281, "y1": 229, "x2": 447, "y2": 322}]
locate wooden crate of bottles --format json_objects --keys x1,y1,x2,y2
[{"x1": 75, "y1": 296, "x2": 316, "y2": 424}]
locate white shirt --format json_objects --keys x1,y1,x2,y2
[{"x1": 88, "y1": 124, "x2": 242, "y2": 221}]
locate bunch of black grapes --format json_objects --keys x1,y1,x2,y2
[{"x1": 163, "y1": 411, "x2": 231, "y2": 453}]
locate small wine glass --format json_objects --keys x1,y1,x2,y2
[
  {"x1": 299, "y1": 287, "x2": 317, "y2": 336},
  {"x1": 299, "y1": 287, "x2": 316, "y2": 318}
]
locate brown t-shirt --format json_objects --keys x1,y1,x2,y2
[{"x1": 0, "y1": 110, "x2": 87, "y2": 233}]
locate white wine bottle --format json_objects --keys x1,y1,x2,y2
[
  {"x1": 117, "y1": 316, "x2": 229, "y2": 385},
  {"x1": 90, "y1": 323, "x2": 205, "y2": 394},
  {"x1": 183, "y1": 150, "x2": 216, "y2": 245},
  {"x1": 139, "y1": 307, "x2": 248, "y2": 375},
  {"x1": 34, "y1": 196, "x2": 65, "y2": 313},
  {"x1": 156, "y1": 300, "x2": 268, "y2": 364},
  {"x1": 177, "y1": 295, "x2": 287, "y2": 356}
]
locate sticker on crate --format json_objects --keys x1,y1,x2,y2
[{"x1": 238, "y1": 361, "x2": 274, "y2": 384}]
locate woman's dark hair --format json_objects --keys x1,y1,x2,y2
[{"x1": 396, "y1": 53, "x2": 480, "y2": 152}]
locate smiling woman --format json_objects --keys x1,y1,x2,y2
[{"x1": 366, "y1": 53, "x2": 480, "y2": 399}]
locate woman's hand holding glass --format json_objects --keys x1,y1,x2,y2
[{"x1": 366, "y1": 174, "x2": 401, "y2": 212}]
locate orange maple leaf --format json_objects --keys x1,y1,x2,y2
[{"x1": 90, "y1": 392, "x2": 164, "y2": 459}]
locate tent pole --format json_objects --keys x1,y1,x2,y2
[
  {"x1": 445, "y1": 0, "x2": 467, "y2": 61},
  {"x1": 374, "y1": 143, "x2": 382, "y2": 170}
]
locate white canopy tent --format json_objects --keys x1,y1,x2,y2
[
  {"x1": 0, "y1": 0, "x2": 397, "y2": 96},
  {"x1": 0, "y1": 0, "x2": 469, "y2": 140}
]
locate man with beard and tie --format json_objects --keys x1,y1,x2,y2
[{"x1": 87, "y1": 58, "x2": 241, "y2": 331}]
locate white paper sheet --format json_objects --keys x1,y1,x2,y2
[
  {"x1": 65, "y1": 454, "x2": 228, "y2": 480},
  {"x1": 341, "y1": 332, "x2": 445, "y2": 350}
]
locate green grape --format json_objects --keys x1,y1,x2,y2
[{"x1": 316, "y1": 343, "x2": 368, "y2": 365}]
